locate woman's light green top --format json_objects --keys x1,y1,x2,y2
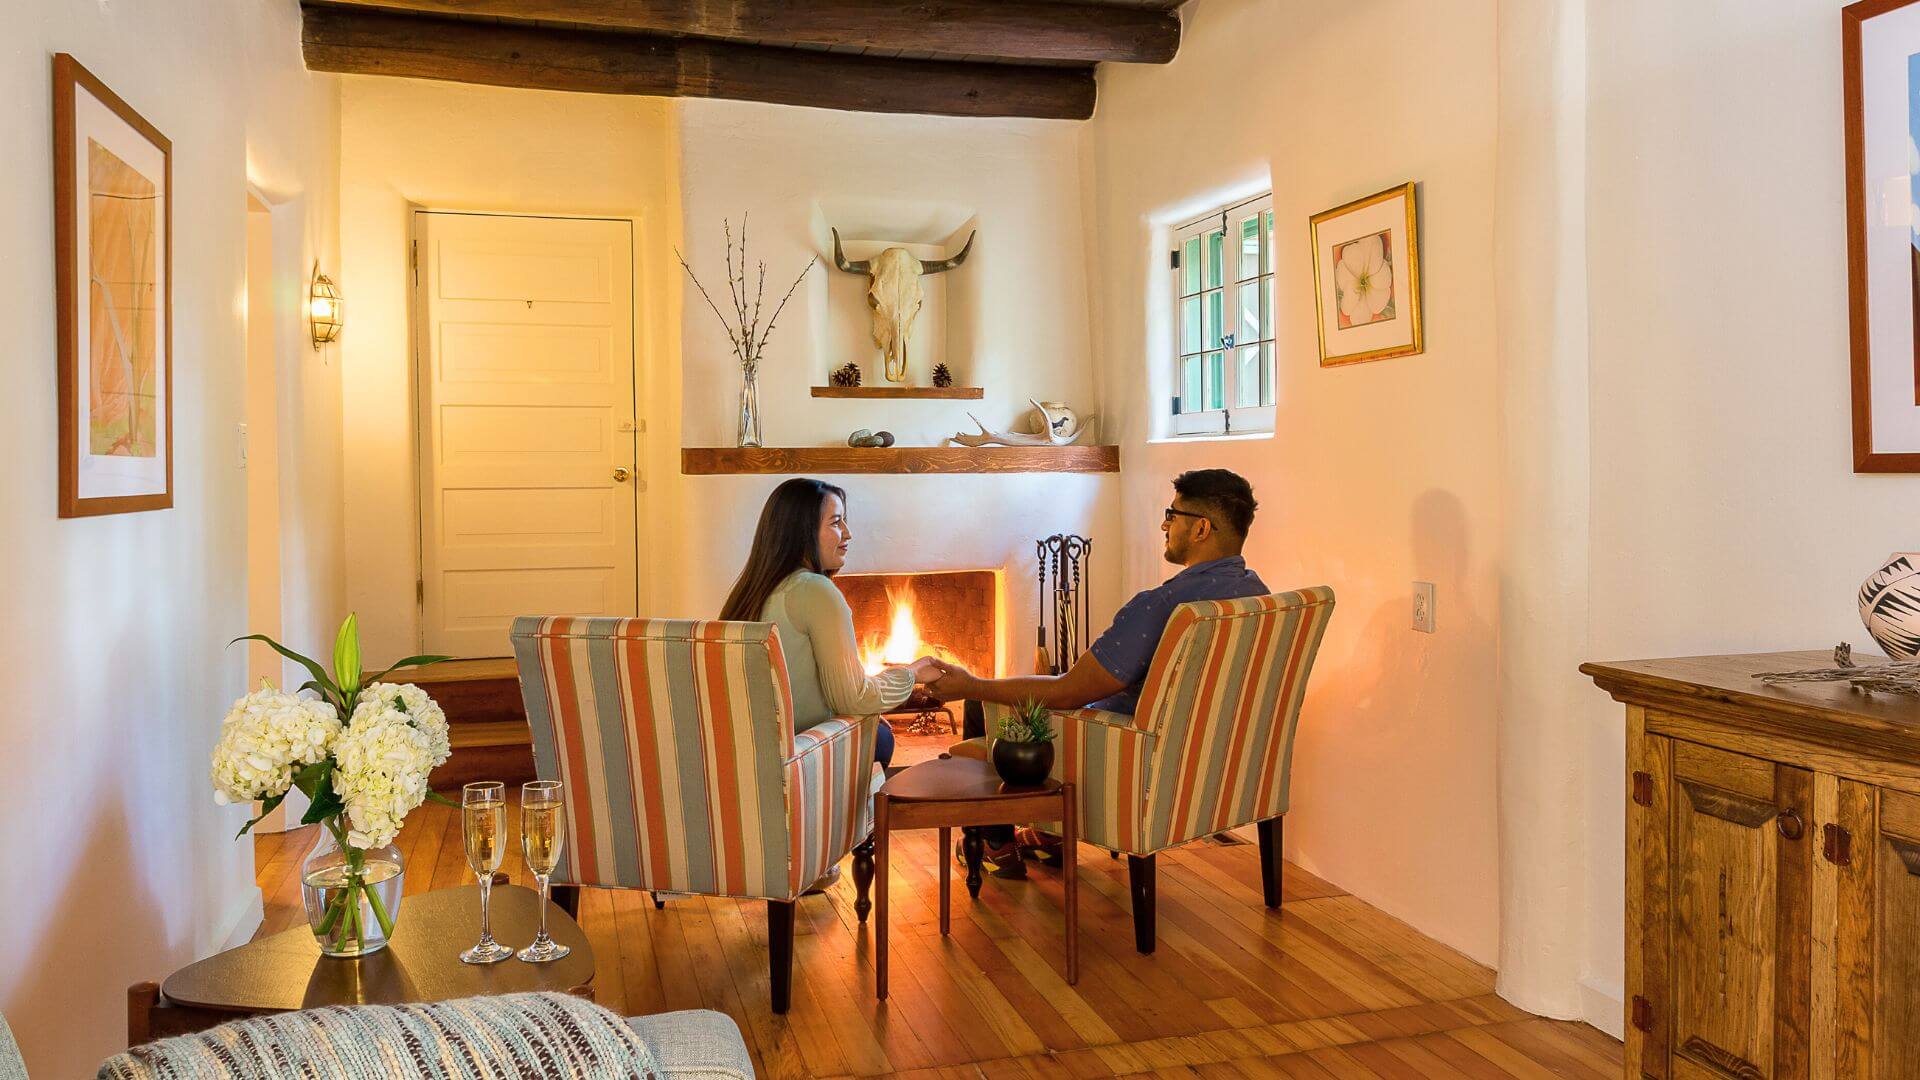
[{"x1": 761, "y1": 571, "x2": 914, "y2": 731}]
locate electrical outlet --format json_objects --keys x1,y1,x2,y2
[{"x1": 1413, "y1": 581, "x2": 1436, "y2": 633}]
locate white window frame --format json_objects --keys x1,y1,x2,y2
[{"x1": 1169, "y1": 193, "x2": 1275, "y2": 437}]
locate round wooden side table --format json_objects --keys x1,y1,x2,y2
[{"x1": 873, "y1": 755, "x2": 1076, "y2": 1000}]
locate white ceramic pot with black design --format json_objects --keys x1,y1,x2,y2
[{"x1": 1859, "y1": 552, "x2": 1920, "y2": 658}]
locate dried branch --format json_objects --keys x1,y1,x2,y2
[
  {"x1": 1753, "y1": 645, "x2": 1920, "y2": 696},
  {"x1": 756, "y1": 257, "x2": 817, "y2": 357},
  {"x1": 675, "y1": 247, "x2": 743, "y2": 358}
]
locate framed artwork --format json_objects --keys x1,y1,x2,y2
[
  {"x1": 1309, "y1": 181, "x2": 1423, "y2": 367},
  {"x1": 53, "y1": 53, "x2": 172, "y2": 516},
  {"x1": 1844, "y1": 0, "x2": 1920, "y2": 472}
]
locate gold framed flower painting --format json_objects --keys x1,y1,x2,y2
[
  {"x1": 1309, "y1": 182, "x2": 1423, "y2": 367},
  {"x1": 53, "y1": 53, "x2": 173, "y2": 517}
]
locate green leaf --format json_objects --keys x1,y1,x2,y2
[
  {"x1": 234, "y1": 790, "x2": 287, "y2": 839},
  {"x1": 291, "y1": 760, "x2": 332, "y2": 799},
  {"x1": 302, "y1": 782, "x2": 346, "y2": 826},
  {"x1": 233, "y1": 634, "x2": 339, "y2": 704},
  {"x1": 425, "y1": 789, "x2": 461, "y2": 808},
  {"x1": 365, "y1": 654, "x2": 456, "y2": 686},
  {"x1": 333, "y1": 614, "x2": 362, "y2": 698}
]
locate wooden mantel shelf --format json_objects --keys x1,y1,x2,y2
[
  {"x1": 682, "y1": 445, "x2": 1119, "y2": 475},
  {"x1": 810, "y1": 386, "x2": 985, "y2": 400}
]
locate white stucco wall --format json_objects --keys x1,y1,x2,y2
[
  {"x1": 1083, "y1": 0, "x2": 1504, "y2": 966},
  {"x1": 0, "y1": 1, "x2": 340, "y2": 1073}
]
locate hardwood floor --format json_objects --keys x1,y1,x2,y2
[{"x1": 255, "y1": 798, "x2": 1620, "y2": 1078}]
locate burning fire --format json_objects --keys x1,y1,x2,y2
[{"x1": 862, "y1": 586, "x2": 925, "y2": 675}]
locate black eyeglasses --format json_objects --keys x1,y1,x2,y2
[{"x1": 1163, "y1": 506, "x2": 1213, "y2": 527}]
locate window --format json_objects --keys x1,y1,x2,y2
[{"x1": 1171, "y1": 194, "x2": 1274, "y2": 436}]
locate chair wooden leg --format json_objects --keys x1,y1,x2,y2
[
  {"x1": 652, "y1": 893, "x2": 667, "y2": 910},
  {"x1": 769, "y1": 900, "x2": 797, "y2": 1014},
  {"x1": 852, "y1": 837, "x2": 876, "y2": 923},
  {"x1": 1257, "y1": 816, "x2": 1284, "y2": 909},
  {"x1": 551, "y1": 884, "x2": 582, "y2": 920},
  {"x1": 1127, "y1": 854, "x2": 1156, "y2": 955}
]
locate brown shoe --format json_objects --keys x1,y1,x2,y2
[
  {"x1": 1016, "y1": 826, "x2": 1065, "y2": 866},
  {"x1": 955, "y1": 836, "x2": 1026, "y2": 879}
]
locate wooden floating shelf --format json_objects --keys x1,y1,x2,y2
[
  {"x1": 682, "y1": 445, "x2": 1119, "y2": 475},
  {"x1": 809, "y1": 386, "x2": 985, "y2": 400}
]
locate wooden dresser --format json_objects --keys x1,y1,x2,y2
[{"x1": 1583, "y1": 651, "x2": 1920, "y2": 1080}]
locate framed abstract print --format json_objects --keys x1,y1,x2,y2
[
  {"x1": 1842, "y1": 0, "x2": 1920, "y2": 472},
  {"x1": 53, "y1": 53, "x2": 172, "y2": 516},
  {"x1": 1309, "y1": 181, "x2": 1422, "y2": 367}
]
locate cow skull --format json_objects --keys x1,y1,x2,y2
[{"x1": 831, "y1": 228, "x2": 975, "y2": 382}]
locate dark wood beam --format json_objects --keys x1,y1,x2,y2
[
  {"x1": 302, "y1": 5, "x2": 1097, "y2": 120},
  {"x1": 314, "y1": 0, "x2": 1178, "y2": 64}
]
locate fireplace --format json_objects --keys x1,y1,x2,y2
[{"x1": 833, "y1": 569, "x2": 999, "y2": 680}]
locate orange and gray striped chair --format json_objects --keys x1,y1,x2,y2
[
  {"x1": 511, "y1": 616, "x2": 883, "y2": 1014},
  {"x1": 1028, "y1": 586, "x2": 1334, "y2": 954}
]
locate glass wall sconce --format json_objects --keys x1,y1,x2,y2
[{"x1": 309, "y1": 261, "x2": 343, "y2": 350}]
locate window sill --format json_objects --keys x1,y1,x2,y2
[{"x1": 1147, "y1": 430, "x2": 1275, "y2": 445}]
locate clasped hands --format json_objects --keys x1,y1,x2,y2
[{"x1": 902, "y1": 655, "x2": 977, "y2": 701}]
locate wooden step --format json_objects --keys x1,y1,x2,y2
[{"x1": 388, "y1": 658, "x2": 534, "y2": 788}]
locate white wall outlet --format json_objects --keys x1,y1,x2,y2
[
  {"x1": 1413, "y1": 581, "x2": 1436, "y2": 633},
  {"x1": 237, "y1": 422, "x2": 248, "y2": 468}
]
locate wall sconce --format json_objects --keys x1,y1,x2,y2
[{"x1": 308, "y1": 261, "x2": 343, "y2": 350}]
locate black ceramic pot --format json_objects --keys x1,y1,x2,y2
[{"x1": 992, "y1": 738, "x2": 1054, "y2": 787}]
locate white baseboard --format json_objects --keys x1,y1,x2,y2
[
  {"x1": 217, "y1": 889, "x2": 266, "y2": 953},
  {"x1": 1579, "y1": 975, "x2": 1624, "y2": 1039}
]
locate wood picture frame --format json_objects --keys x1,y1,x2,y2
[
  {"x1": 1309, "y1": 181, "x2": 1423, "y2": 367},
  {"x1": 54, "y1": 53, "x2": 173, "y2": 516},
  {"x1": 1844, "y1": 0, "x2": 1920, "y2": 472}
]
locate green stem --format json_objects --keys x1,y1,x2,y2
[{"x1": 364, "y1": 877, "x2": 395, "y2": 939}]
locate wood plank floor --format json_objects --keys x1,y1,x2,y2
[{"x1": 255, "y1": 797, "x2": 1620, "y2": 1078}]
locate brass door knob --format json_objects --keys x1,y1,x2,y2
[{"x1": 612, "y1": 466, "x2": 632, "y2": 483}]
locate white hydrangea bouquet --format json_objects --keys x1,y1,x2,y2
[{"x1": 212, "y1": 614, "x2": 453, "y2": 956}]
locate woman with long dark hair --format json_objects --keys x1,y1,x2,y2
[{"x1": 720, "y1": 478, "x2": 940, "y2": 768}]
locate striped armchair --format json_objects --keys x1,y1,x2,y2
[
  {"x1": 1036, "y1": 586, "x2": 1334, "y2": 954},
  {"x1": 511, "y1": 616, "x2": 883, "y2": 1014}
]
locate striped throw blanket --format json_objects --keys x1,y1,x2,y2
[{"x1": 98, "y1": 992, "x2": 661, "y2": 1079}]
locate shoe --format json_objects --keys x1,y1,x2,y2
[
  {"x1": 802, "y1": 864, "x2": 842, "y2": 896},
  {"x1": 955, "y1": 836, "x2": 1026, "y2": 879},
  {"x1": 1016, "y1": 826, "x2": 1065, "y2": 866}
]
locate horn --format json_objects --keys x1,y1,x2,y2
[
  {"x1": 830, "y1": 228, "x2": 870, "y2": 274},
  {"x1": 920, "y1": 230, "x2": 976, "y2": 275}
]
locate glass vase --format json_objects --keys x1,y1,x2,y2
[
  {"x1": 737, "y1": 366, "x2": 763, "y2": 448},
  {"x1": 300, "y1": 821, "x2": 405, "y2": 958}
]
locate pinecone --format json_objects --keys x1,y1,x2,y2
[
  {"x1": 830, "y1": 362, "x2": 863, "y2": 387},
  {"x1": 931, "y1": 363, "x2": 953, "y2": 388}
]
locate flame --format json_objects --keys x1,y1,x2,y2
[{"x1": 862, "y1": 585, "x2": 926, "y2": 675}]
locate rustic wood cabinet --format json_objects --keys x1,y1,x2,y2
[{"x1": 1585, "y1": 651, "x2": 1920, "y2": 1080}]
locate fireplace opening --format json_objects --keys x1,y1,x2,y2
[{"x1": 833, "y1": 569, "x2": 998, "y2": 744}]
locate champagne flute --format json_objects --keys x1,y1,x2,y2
[
  {"x1": 459, "y1": 781, "x2": 514, "y2": 964},
  {"x1": 517, "y1": 780, "x2": 571, "y2": 963}
]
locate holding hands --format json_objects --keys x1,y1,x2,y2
[{"x1": 900, "y1": 655, "x2": 977, "y2": 700}]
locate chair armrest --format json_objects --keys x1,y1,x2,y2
[
  {"x1": 1045, "y1": 707, "x2": 1140, "y2": 734},
  {"x1": 782, "y1": 716, "x2": 878, "y2": 899},
  {"x1": 1042, "y1": 707, "x2": 1156, "y2": 854}
]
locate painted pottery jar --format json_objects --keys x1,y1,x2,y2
[{"x1": 1859, "y1": 552, "x2": 1920, "y2": 659}]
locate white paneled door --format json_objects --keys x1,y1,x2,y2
[{"x1": 414, "y1": 212, "x2": 638, "y2": 657}]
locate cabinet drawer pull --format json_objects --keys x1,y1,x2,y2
[{"x1": 1776, "y1": 808, "x2": 1804, "y2": 840}]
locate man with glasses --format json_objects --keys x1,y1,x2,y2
[{"x1": 927, "y1": 469, "x2": 1267, "y2": 870}]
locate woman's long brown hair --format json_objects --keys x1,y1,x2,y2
[{"x1": 719, "y1": 478, "x2": 848, "y2": 622}]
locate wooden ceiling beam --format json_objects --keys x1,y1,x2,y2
[
  {"x1": 312, "y1": 0, "x2": 1178, "y2": 64},
  {"x1": 302, "y1": 5, "x2": 1096, "y2": 119}
]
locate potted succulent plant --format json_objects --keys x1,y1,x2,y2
[{"x1": 991, "y1": 701, "x2": 1056, "y2": 787}]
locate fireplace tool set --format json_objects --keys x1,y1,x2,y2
[{"x1": 1035, "y1": 534, "x2": 1092, "y2": 676}]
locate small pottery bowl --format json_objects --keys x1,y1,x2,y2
[{"x1": 992, "y1": 738, "x2": 1054, "y2": 787}]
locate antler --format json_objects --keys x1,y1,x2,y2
[{"x1": 830, "y1": 228, "x2": 871, "y2": 274}]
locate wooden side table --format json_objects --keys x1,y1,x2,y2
[
  {"x1": 874, "y1": 756, "x2": 1076, "y2": 1000},
  {"x1": 131, "y1": 884, "x2": 594, "y2": 1044}
]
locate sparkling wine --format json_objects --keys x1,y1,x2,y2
[
  {"x1": 463, "y1": 799, "x2": 505, "y2": 875},
  {"x1": 521, "y1": 802, "x2": 565, "y2": 876}
]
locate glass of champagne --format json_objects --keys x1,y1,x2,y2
[
  {"x1": 517, "y1": 780, "x2": 571, "y2": 963},
  {"x1": 459, "y1": 781, "x2": 514, "y2": 964}
]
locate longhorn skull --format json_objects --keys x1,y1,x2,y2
[{"x1": 831, "y1": 228, "x2": 975, "y2": 382}]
